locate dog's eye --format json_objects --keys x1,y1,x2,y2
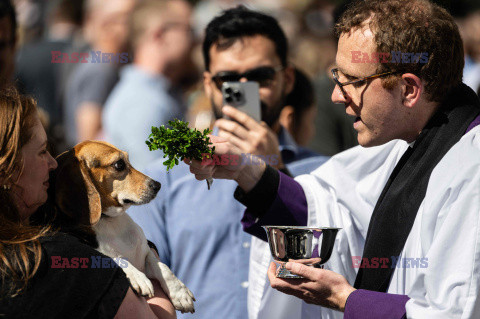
[{"x1": 113, "y1": 160, "x2": 126, "y2": 172}]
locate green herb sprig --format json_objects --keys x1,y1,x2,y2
[{"x1": 146, "y1": 119, "x2": 215, "y2": 171}]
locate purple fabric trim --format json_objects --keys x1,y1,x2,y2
[
  {"x1": 466, "y1": 113, "x2": 480, "y2": 133},
  {"x1": 344, "y1": 289, "x2": 409, "y2": 319},
  {"x1": 276, "y1": 171, "x2": 308, "y2": 226},
  {"x1": 242, "y1": 171, "x2": 308, "y2": 241}
]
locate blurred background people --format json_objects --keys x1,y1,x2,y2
[
  {"x1": 459, "y1": 9, "x2": 480, "y2": 94},
  {"x1": 279, "y1": 68, "x2": 318, "y2": 147},
  {"x1": 13, "y1": 0, "x2": 43, "y2": 43},
  {"x1": 7, "y1": 0, "x2": 480, "y2": 160},
  {"x1": 16, "y1": 0, "x2": 84, "y2": 155},
  {"x1": 63, "y1": 0, "x2": 136, "y2": 148},
  {"x1": 0, "y1": 0, "x2": 16, "y2": 88},
  {"x1": 103, "y1": 0, "x2": 194, "y2": 171},
  {"x1": 309, "y1": 68, "x2": 359, "y2": 156}
]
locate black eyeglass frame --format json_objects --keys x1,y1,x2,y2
[
  {"x1": 210, "y1": 65, "x2": 285, "y2": 90},
  {"x1": 331, "y1": 68, "x2": 400, "y2": 98}
]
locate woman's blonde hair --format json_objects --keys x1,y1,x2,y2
[{"x1": 0, "y1": 87, "x2": 52, "y2": 298}]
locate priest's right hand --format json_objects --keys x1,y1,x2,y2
[{"x1": 184, "y1": 135, "x2": 266, "y2": 192}]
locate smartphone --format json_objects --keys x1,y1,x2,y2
[{"x1": 221, "y1": 81, "x2": 261, "y2": 122}]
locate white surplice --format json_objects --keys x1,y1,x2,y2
[{"x1": 248, "y1": 125, "x2": 480, "y2": 319}]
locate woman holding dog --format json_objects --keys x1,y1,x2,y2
[{"x1": 0, "y1": 87, "x2": 175, "y2": 318}]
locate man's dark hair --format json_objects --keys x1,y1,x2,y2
[
  {"x1": 286, "y1": 68, "x2": 315, "y2": 129},
  {"x1": 0, "y1": 0, "x2": 16, "y2": 45},
  {"x1": 202, "y1": 6, "x2": 288, "y2": 71},
  {"x1": 335, "y1": 0, "x2": 464, "y2": 103}
]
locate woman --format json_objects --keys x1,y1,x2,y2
[{"x1": 0, "y1": 87, "x2": 175, "y2": 318}]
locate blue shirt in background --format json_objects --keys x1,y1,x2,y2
[
  {"x1": 64, "y1": 62, "x2": 119, "y2": 148},
  {"x1": 103, "y1": 65, "x2": 186, "y2": 171},
  {"x1": 127, "y1": 128, "x2": 328, "y2": 319}
]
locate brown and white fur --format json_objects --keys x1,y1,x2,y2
[{"x1": 49, "y1": 141, "x2": 195, "y2": 313}]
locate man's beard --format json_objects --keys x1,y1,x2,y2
[{"x1": 211, "y1": 93, "x2": 286, "y2": 129}]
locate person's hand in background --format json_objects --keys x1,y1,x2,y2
[{"x1": 215, "y1": 105, "x2": 285, "y2": 170}]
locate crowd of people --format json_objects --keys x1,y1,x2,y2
[
  {"x1": 9, "y1": 0, "x2": 364, "y2": 159},
  {"x1": 1, "y1": 0, "x2": 480, "y2": 318}
]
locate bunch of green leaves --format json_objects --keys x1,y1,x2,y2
[{"x1": 146, "y1": 119, "x2": 215, "y2": 171}]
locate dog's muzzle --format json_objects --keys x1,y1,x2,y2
[{"x1": 149, "y1": 179, "x2": 161, "y2": 195}]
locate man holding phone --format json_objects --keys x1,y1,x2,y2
[
  {"x1": 188, "y1": 0, "x2": 480, "y2": 318},
  {"x1": 127, "y1": 6, "x2": 327, "y2": 319},
  {"x1": 202, "y1": 16, "x2": 312, "y2": 169}
]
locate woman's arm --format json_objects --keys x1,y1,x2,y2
[
  {"x1": 147, "y1": 247, "x2": 177, "y2": 317},
  {"x1": 115, "y1": 284, "x2": 176, "y2": 319},
  {"x1": 147, "y1": 279, "x2": 176, "y2": 318},
  {"x1": 115, "y1": 247, "x2": 177, "y2": 319},
  {"x1": 115, "y1": 288, "x2": 156, "y2": 319}
]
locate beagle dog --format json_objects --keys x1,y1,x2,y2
[{"x1": 50, "y1": 141, "x2": 195, "y2": 313}]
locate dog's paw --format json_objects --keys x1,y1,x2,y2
[
  {"x1": 167, "y1": 278, "x2": 196, "y2": 313},
  {"x1": 125, "y1": 268, "x2": 155, "y2": 298}
]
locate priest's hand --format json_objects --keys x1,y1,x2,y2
[
  {"x1": 185, "y1": 135, "x2": 267, "y2": 192},
  {"x1": 215, "y1": 105, "x2": 285, "y2": 170},
  {"x1": 267, "y1": 262, "x2": 356, "y2": 312}
]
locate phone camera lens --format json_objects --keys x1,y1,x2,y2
[
  {"x1": 225, "y1": 87, "x2": 233, "y2": 94},
  {"x1": 233, "y1": 90, "x2": 241, "y2": 99},
  {"x1": 225, "y1": 95, "x2": 233, "y2": 103}
]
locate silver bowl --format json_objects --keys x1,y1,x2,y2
[{"x1": 263, "y1": 226, "x2": 341, "y2": 278}]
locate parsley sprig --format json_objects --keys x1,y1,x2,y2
[{"x1": 146, "y1": 119, "x2": 215, "y2": 171}]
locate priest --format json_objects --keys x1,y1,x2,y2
[{"x1": 187, "y1": 0, "x2": 480, "y2": 317}]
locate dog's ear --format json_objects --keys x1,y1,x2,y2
[
  {"x1": 53, "y1": 150, "x2": 102, "y2": 225},
  {"x1": 78, "y1": 158, "x2": 102, "y2": 225}
]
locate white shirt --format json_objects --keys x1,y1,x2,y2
[{"x1": 248, "y1": 125, "x2": 480, "y2": 319}]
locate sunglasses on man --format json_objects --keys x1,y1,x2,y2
[{"x1": 210, "y1": 66, "x2": 284, "y2": 90}]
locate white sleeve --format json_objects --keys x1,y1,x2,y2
[
  {"x1": 406, "y1": 128, "x2": 480, "y2": 318},
  {"x1": 295, "y1": 140, "x2": 409, "y2": 284},
  {"x1": 249, "y1": 140, "x2": 410, "y2": 319}
]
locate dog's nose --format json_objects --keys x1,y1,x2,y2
[{"x1": 149, "y1": 180, "x2": 161, "y2": 193}]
